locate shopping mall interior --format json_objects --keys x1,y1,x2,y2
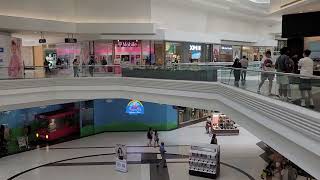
[{"x1": 0, "y1": 0, "x2": 320, "y2": 180}]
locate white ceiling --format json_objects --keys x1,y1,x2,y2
[{"x1": 153, "y1": 0, "x2": 278, "y2": 23}]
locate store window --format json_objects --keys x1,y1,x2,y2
[
  {"x1": 165, "y1": 42, "x2": 183, "y2": 64},
  {"x1": 94, "y1": 41, "x2": 113, "y2": 65},
  {"x1": 114, "y1": 40, "x2": 142, "y2": 65},
  {"x1": 57, "y1": 43, "x2": 81, "y2": 66},
  {"x1": 219, "y1": 45, "x2": 233, "y2": 62},
  {"x1": 141, "y1": 40, "x2": 154, "y2": 65},
  {"x1": 189, "y1": 44, "x2": 202, "y2": 63},
  {"x1": 154, "y1": 41, "x2": 165, "y2": 66}
]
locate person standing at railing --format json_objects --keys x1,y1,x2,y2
[
  {"x1": 258, "y1": 51, "x2": 274, "y2": 96},
  {"x1": 240, "y1": 56, "x2": 249, "y2": 84},
  {"x1": 73, "y1": 58, "x2": 80, "y2": 77},
  {"x1": 298, "y1": 49, "x2": 314, "y2": 108},
  {"x1": 275, "y1": 47, "x2": 293, "y2": 101},
  {"x1": 88, "y1": 56, "x2": 95, "y2": 77},
  {"x1": 232, "y1": 58, "x2": 242, "y2": 87}
]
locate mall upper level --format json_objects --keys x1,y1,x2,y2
[{"x1": 0, "y1": 66, "x2": 319, "y2": 179}]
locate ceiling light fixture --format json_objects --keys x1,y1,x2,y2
[{"x1": 249, "y1": 0, "x2": 270, "y2": 3}]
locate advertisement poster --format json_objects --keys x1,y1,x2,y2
[
  {"x1": 80, "y1": 42, "x2": 90, "y2": 65},
  {"x1": 115, "y1": 144, "x2": 128, "y2": 173},
  {"x1": 212, "y1": 45, "x2": 220, "y2": 62},
  {"x1": 233, "y1": 46, "x2": 241, "y2": 60},
  {"x1": 8, "y1": 38, "x2": 22, "y2": 78}
]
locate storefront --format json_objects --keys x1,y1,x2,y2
[
  {"x1": 177, "y1": 107, "x2": 208, "y2": 125},
  {"x1": 165, "y1": 41, "x2": 209, "y2": 64}
]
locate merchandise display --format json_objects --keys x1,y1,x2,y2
[
  {"x1": 211, "y1": 113, "x2": 239, "y2": 136},
  {"x1": 189, "y1": 144, "x2": 220, "y2": 179}
]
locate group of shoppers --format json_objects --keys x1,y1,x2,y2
[
  {"x1": 72, "y1": 56, "x2": 96, "y2": 77},
  {"x1": 147, "y1": 128, "x2": 167, "y2": 168},
  {"x1": 274, "y1": 47, "x2": 314, "y2": 108},
  {"x1": 232, "y1": 56, "x2": 249, "y2": 87},
  {"x1": 261, "y1": 153, "x2": 299, "y2": 180},
  {"x1": 232, "y1": 47, "x2": 314, "y2": 108}
]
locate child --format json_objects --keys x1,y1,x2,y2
[{"x1": 153, "y1": 130, "x2": 159, "y2": 147}]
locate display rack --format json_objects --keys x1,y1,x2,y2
[
  {"x1": 189, "y1": 144, "x2": 220, "y2": 179},
  {"x1": 211, "y1": 113, "x2": 239, "y2": 136}
]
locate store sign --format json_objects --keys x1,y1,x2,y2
[
  {"x1": 189, "y1": 45, "x2": 201, "y2": 51},
  {"x1": 221, "y1": 46, "x2": 232, "y2": 50},
  {"x1": 126, "y1": 100, "x2": 144, "y2": 115},
  {"x1": 117, "y1": 40, "x2": 139, "y2": 48}
]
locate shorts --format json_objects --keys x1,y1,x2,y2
[
  {"x1": 299, "y1": 78, "x2": 312, "y2": 91},
  {"x1": 276, "y1": 75, "x2": 289, "y2": 85},
  {"x1": 261, "y1": 72, "x2": 275, "y2": 81}
]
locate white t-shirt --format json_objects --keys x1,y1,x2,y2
[{"x1": 298, "y1": 57, "x2": 314, "y2": 77}]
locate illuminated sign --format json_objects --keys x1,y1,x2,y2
[
  {"x1": 221, "y1": 46, "x2": 232, "y2": 50},
  {"x1": 126, "y1": 100, "x2": 144, "y2": 115},
  {"x1": 117, "y1": 40, "x2": 139, "y2": 48},
  {"x1": 189, "y1": 45, "x2": 201, "y2": 51}
]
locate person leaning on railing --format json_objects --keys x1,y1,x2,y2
[
  {"x1": 275, "y1": 47, "x2": 293, "y2": 101},
  {"x1": 298, "y1": 49, "x2": 314, "y2": 108}
]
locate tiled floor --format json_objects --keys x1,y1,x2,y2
[{"x1": 0, "y1": 122, "x2": 267, "y2": 180}]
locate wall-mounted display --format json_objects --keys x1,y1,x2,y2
[{"x1": 125, "y1": 100, "x2": 144, "y2": 115}]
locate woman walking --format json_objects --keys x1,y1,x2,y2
[
  {"x1": 153, "y1": 130, "x2": 159, "y2": 147},
  {"x1": 232, "y1": 58, "x2": 242, "y2": 87},
  {"x1": 147, "y1": 128, "x2": 153, "y2": 146}
]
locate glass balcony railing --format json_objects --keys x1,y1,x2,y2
[{"x1": 1, "y1": 64, "x2": 320, "y2": 111}]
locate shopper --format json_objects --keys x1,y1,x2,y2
[
  {"x1": 88, "y1": 56, "x2": 95, "y2": 77},
  {"x1": 153, "y1": 130, "x2": 159, "y2": 147},
  {"x1": 210, "y1": 134, "x2": 218, "y2": 144},
  {"x1": 298, "y1": 49, "x2": 314, "y2": 108},
  {"x1": 275, "y1": 47, "x2": 293, "y2": 101},
  {"x1": 147, "y1": 128, "x2": 153, "y2": 146},
  {"x1": 73, "y1": 59, "x2": 80, "y2": 77},
  {"x1": 287, "y1": 164, "x2": 298, "y2": 180},
  {"x1": 157, "y1": 142, "x2": 167, "y2": 168},
  {"x1": 258, "y1": 51, "x2": 274, "y2": 95},
  {"x1": 56, "y1": 58, "x2": 62, "y2": 68},
  {"x1": 261, "y1": 161, "x2": 274, "y2": 180},
  {"x1": 291, "y1": 54, "x2": 300, "y2": 74},
  {"x1": 240, "y1": 56, "x2": 249, "y2": 83},
  {"x1": 259, "y1": 54, "x2": 264, "y2": 61},
  {"x1": 205, "y1": 117, "x2": 211, "y2": 134},
  {"x1": 232, "y1": 58, "x2": 242, "y2": 87},
  {"x1": 44, "y1": 59, "x2": 51, "y2": 76}
]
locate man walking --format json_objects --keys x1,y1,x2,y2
[
  {"x1": 240, "y1": 56, "x2": 249, "y2": 83},
  {"x1": 258, "y1": 51, "x2": 274, "y2": 95},
  {"x1": 157, "y1": 142, "x2": 167, "y2": 168}
]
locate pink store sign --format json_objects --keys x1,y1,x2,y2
[{"x1": 116, "y1": 40, "x2": 139, "y2": 48}]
